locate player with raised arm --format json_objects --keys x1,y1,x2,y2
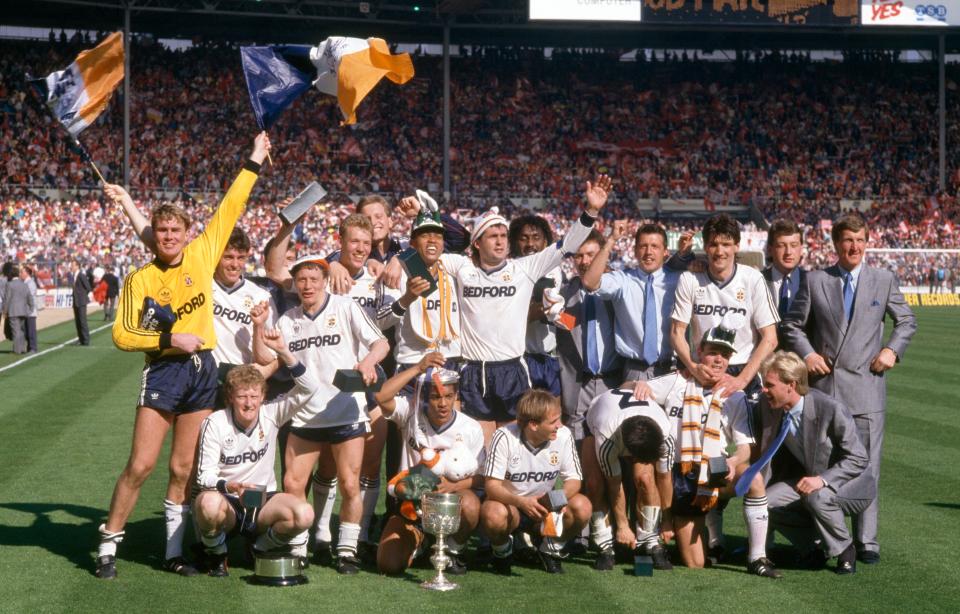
[
  {"x1": 481, "y1": 390, "x2": 592, "y2": 574},
  {"x1": 193, "y1": 315, "x2": 316, "y2": 576},
  {"x1": 96, "y1": 133, "x2": 270, "y2": 580},
  {"x1": 373, "y1": 352, "x2": 484, "y2": 576},
  {"x1": 253, "y1": 255, "x2": 389, "y2": 574},
  {"x1": 441, "y1": 176, "x2": 610, "y2": 442}
]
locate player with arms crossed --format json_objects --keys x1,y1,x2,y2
[
  {"x1": 194, "y1": 314, "x2": 316, "y2": 576},
  {"x1": 254, "y1": 255, "x2": 389, "y2": 574},
  {"x1": 97, "y1": 133, "x2": 270, "y2": 580},
  {"x1": 374, "y1": 352, "x2": 484, "y2": 575},
  {"x1": 481, "y1": 390, "x2": 592, "y2": 574}
]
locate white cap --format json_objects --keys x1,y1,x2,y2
[
  {"x1": 289, "y1": 254, "x2": 329, "y2": 274},
  {"x1": 471, "y1": 206, "x2": 508, "y2": 241}
]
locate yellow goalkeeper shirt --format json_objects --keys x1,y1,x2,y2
[{"x1": 113, "y1": 161, "x2": 260, "y2": 361}]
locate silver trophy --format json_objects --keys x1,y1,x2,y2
[{"x1": 420, "y1": 491, "x2": 462, "y2": 591}]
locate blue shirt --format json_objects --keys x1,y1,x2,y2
[
  {"x1": 839, "y1": 262, "x2": 862, "y2": 294},
  {"x1": 783, "y1": 396, "x2": 805, "y2": 460},
  {"x1": 578, "y1": 287, "x2": 620, "y2": 374},
  {"x1": 592, "y1": 266, "x2": 682, "y2": 362}
]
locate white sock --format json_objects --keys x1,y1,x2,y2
[
  {"x1": 337, "y1": 522, "x2": 361, "y2": 558},
  {"x1": 311, "y1": 476, "x2": 337, "y2": 543},
  {"x1": 706, "y1": 507, "x2": 725, "y2": 549},
  {"x1": 743, "y1": 496, "x2": 769, "y2": 562},
  {"x1": 290, "y1": 530, "x2": 309, "y2": 558},
  {"x1": 447, "y1": 536, "x2": 464, "y2": 555},
  {"x1": 97, "y1": 524, "x2": 124, "y2": 558},
  {"x1": 539, "y1": 536, "x2": 565, "y2": 556},
  {"x1": 163, "y1": 499, "x2": 190, "y2": 560},
  {"x1": 254, "y1": 527, "x2": 288, "y2": 552},
  {"x1": 201, "y1": 531, "x2": 227, "y2": 555},
  {"x1": 358, "y1": 476, "x2": 380, "y2": 543},
  {"x1": 492, "y1": 537, "x2": 513, "y2": 559},
  {"x1": 591, "y1": 511, "x2": 614, "y2": 552},
  {"x1": 636, "y1": 506, "x2": 661, "y2": 550}
]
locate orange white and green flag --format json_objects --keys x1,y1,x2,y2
[{"x1": 33, "y1": 31, "x2": 124, "y2": 136}]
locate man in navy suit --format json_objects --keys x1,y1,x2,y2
[
  {"x1": 762, "y1": 219, "x2": 805, "y2": 332},
  {"x1": 781, "y1": 213, "x2": 916, "y2": 564}
]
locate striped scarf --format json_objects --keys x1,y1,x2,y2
[
  {"x1": 408, "y1": 264, "x2": 458, "y2": 347},
  {"x1": 678, "y1": 380, "x2": 726, "y2": 512}
]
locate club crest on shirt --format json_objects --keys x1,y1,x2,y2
[
  {"x1": 158, "y1": 287, "x2": 173, "y2": 303},
  {"x1": 549, "y1": 451, "x2": 560, "y2": 466},
  {"x1": 243, "y1": 295, "x2": 254, "y2": 310},
  {"x1": 258, "y1": 426, "x2": 265, "y2": 441},
  {"x1": 183, "y1": 274, "x2": 193, "y2": 287},
  {"x1": 223, "y1": 436, "x2": 236, "y2": 450},
  {"x1": 326, "y1": 315, "x2": 337, "y2": 328},
  {"x1": 501, "y1": 272, "x2": 512, "y2": 282},
  {"x1": 368, "y1": 282, "x2": 377, "y2": 293},
  {"x1": 736, "y1": 288, "x2": 745, "y2": 302}
]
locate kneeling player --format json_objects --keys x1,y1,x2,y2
[
  {"x1": 481, "y1": 390, "x2": 592, "y2": 574},
  {"x1": 583, "y1": 388, "x2": 673, "y2": 571},
  {"x1": 633, "y1": 317, "x2": 781, "y2": 578},
  {"x1": 373, "y1": 352, "x2": 484, "y2": 576},
  {"x1": 193, "y1": 323, "x2": 316, "y2": 575}
]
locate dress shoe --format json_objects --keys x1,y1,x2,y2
[
  {"x1": 835, "y1": 544, "x2": 856, "y2": 575},
  {"x1": 857, "y1": 550, "x2": 880, "y2": 565}
]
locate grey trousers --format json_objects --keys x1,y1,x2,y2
[
  {"x1": 561, "y1": 372, "x2": 620, "y2": 441},
  {"x1": 852, "y1": 411, "x2": 885, "y2": 554},
  {"x1": 9, "y1": 316, "x2": 27, "y2": 354},
  {"x1": 767, "y1": 480, "x2": 871, "y2": 558}
]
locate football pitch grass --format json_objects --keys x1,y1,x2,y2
[{"x1": 1, "y1": 308, "x2": 958, "y2": 613}]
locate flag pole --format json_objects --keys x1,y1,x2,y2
[{"x1": 69, "y1": 134, "x2": 107, "y2": 184}]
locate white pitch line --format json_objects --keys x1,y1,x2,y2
[{"x1": 0, "y1": 323, "x2": 113, "y2": 374}]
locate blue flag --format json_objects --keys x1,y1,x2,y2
[{"x1": 240, "y1": 45, "x2": 314, "y2": 130}]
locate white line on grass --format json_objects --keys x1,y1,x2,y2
[{"x1": 0, "y1": 323, "x2": 112, "y2": 374}]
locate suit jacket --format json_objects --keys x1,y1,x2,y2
[
  {"x1": 3, "y1": 279, "x2": 35, "y2": 317},
  {"x1": 761, "y1": 266, "x2": 807, "y2": 313},
  {"x1": 780, "y1": 264, "x2": 916, "y2": 416},
  {"x1": 760, "y1": 389, "x2": 874, "y2": 500},
  {"x1": 73, "y1": 269, "x2": 93, "y2": 306}
]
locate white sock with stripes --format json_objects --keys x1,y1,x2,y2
[
  {"x1": 743, "y1": 495, "x2": 770, "y2": 563},
  {"x1": 358, "y1": 476, "x2": 380, "y2": 543},
  {"x1": 312, "y1": 476, "x2": 337, "y2": 543}
]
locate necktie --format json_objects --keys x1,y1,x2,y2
[
  {"x1": 735, "y1": 414, "x2": 797, "y2": 497},
  {"x1": 583, "y1": 294, "x2": 600, "y2": 374},
  {"x1": 778, "y1": 275, "x2": 791, "y2": 320},
  {"x1": 842, "y1": 272, "x2": 854, "y2": 324},
  {"x1": 642, "y1": 274, "x2": 659, "y2": 365}
]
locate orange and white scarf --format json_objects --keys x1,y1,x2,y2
[
  {"x1": 678, "y1": 380, "x2": 726, "y2": 512},
  {"x1": 407, "y1": 263, "x2": 459, "y2": 348}
]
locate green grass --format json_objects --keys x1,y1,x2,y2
[{"x1": 1, "y1": 308, "x2": 959, "y2": 613}]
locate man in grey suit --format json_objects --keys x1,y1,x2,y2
[
  {"x1": 554, "y1": 230, "x2": 621, "y2": 444},
  {"x1": 2, "y1": 264, "x2": 35, "y2": 354},
  {"x1": 757, "y1": 351, "x2": 872, "y2": 574},
  {"x1": 780, "y1": 213, "x2": 916, "y2": 564}
]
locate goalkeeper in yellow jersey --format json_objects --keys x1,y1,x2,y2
[{"x1": 96, "y1": 133, "x2": 271, "y2": 580}]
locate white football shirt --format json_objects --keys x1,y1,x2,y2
[
  {"x1": 483, "y1": 423, "x2": 581, "y2": 497},
  {"x1": 643, "y1": 372, "x2": 754, "y2": 452},
  {"x1": 442, "y1": 214, "x2": 594, "y2": 362},
  {"x1": 386, "y1": 394, "x2": 485, "y2": 473},
  {"x1": 586, "y1": 388, "x2": 673, "y2": 476},
  {"x1": 212, "y1": 278, "x2": 277, "y2": 366},
  {"x1": 196, "y1": 362, "x2": 318, "y2": 492},
  {"x1": 377, "y1": 267, "x2": 462, "y2": 365},
  {"x1": 525, "y1": 266, "x2": 564, "y2": 356},
  {"x1": 671, "y1": 264, "x2": 779, "y2": 365},
  {"x1": 275, "y1": 294, "x2": 386, "y2": 429}
]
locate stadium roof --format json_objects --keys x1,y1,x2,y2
[{"x1": 8, "y1": 0, "x2": 960, "y2": 51}]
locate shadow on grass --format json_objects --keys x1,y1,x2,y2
[
  {"x1": 0, "y1": 502, "x2": 165, "y2": 576},
  {"x1": 924, "y1": 502, "x2": 960, "y2": 510}
]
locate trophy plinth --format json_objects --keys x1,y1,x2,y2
[{"x1": 420, "y1": 491, "x2": 462, "y2": 591}]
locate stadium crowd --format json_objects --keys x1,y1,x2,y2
[{"x1": 2, "y1": 38, "x2": 958, "y2": 288}]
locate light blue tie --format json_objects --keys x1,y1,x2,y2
[
  {"x1": 584, "y1": 294, "x2": 600, "y2": 374},
  {"x1": 842, "y1": 271, "x2": 854, "y2": 324},
  {"x1": 642, "y1": 274, "x2": 659, "y2": 365},
  {"x1": 735, "y1": 415, "x2": 797, "y2": 498}
]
